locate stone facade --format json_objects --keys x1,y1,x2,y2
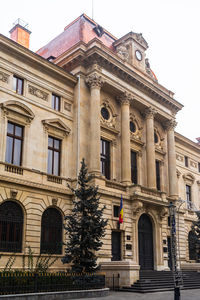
[{"x1": 0, "y1": 14, "x2": 200, "y2": 286}]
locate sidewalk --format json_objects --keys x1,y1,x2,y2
[{"x1": 75, "y1": 289, "x2": 200, "y2": 300}]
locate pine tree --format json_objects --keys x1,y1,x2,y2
[
  {"x1": 190, "y1": 211, "x2": 200, "y2": 261},
  {"x1": 62, "y1": 158, "x2": 108, "y2": 273}
]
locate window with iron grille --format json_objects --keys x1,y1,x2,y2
[
  {"x1": 52, "y1": 94, "x2": 60, "y2": 111},
  {"x1": 5, "y1": 122, "x2": 23, "y2": 166},
  {"x1": 13, "y1": 75, "x2": 23, "y2": 95},
  {"x1": 131, "y1": 151, "x2": 138, "y2": 184},
  {"x1": 47, "y1": 136, "x2": 61, "y2": 176},
  {"x1": 0, "y1": 201, "x2": 23, "y2": 252},
  {"x1": 100, "y1": 138, "x2": 110, "y2": 180},
  {"x1": 113, "y1": 205, "x2": 120, "y2": 218},
  {"x1": 156, "y1": 160, "x2": 161, "y2": 190},
  {"x1": 40, "y1": 208, "x2": 62, "y2": 254},
  {"x1": 186, "y1": 185, "x2": 192, "y2": 209}
]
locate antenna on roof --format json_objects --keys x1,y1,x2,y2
[{"x1": 92, "y1": 0, "x2": 94, "y2": 20}]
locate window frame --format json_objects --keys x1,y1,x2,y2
[
  {"x1": 100, "y1": 138, "x2": 110, "y2": 180},
  {"x1": 185, "y1": 156, "x2": 189, "y2": 167},
  {"x1": 155, "y1": 160, "x2": 161, "y2": 191},
  {"x1": 13, "y1": 75, "x2": 24, "y2": 95},
  {"x1": 186, "y1": 184, "x2": 192, "y2": 209},
  {"x1": 5, "y1": 122, "x2": 24, "y2": 166},
  {"x1": 47, "y1": 136, "x2": 61, "y2": 176},
  {"x1": 131, "y1": 150, "x2": 138, "y2": 184},
  {"x1": 51, "y1": 94, "x2": 61, "y2": 111}
]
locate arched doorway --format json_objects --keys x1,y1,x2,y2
[{"x1": 138, "y1": 214, "x2": 154, "y2": 270}]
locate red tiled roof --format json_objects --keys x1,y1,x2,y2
[{"x1": 37, "y1": 14, "x2": 117, "y2": 59}]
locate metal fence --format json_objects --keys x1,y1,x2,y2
[{"x1": 0, "y1": 272, "x2": 105, "y2": 295}]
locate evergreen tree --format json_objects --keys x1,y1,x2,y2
[
  {"x1": 190, "y1": 211, "x2": 200, "y2": 261},
  {"x1": 62, "y1": 158, "x2": 108, "y2": 273}
]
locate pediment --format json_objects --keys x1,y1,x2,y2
[
  {"x1": 0, "y1": 100, "x2": 35, "y2": 123},
  {"x1": 42, "y1": 118, "x2": 71, "y2": 137},
  {"x1": 183, "y1": 173, "x2": 195, "y2": 183}
]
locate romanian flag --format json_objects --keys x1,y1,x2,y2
[{"x1": 119, "y1": 195, "x2": 123, "y2": 224}]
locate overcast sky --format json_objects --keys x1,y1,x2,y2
[{"x1": 1, "y1": 0, "x2": 199, "y2": 142}]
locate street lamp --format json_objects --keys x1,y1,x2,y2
[{"x1": 169, "y1": 201, "x2": 182, "y2": 300}]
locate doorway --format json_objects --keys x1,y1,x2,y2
[
  {"x1": 138, "y1": 214, "x2": 154, "y2": 270},
  {"x1": 111, "y1": 231, "x2": 121, "y2": 261}
]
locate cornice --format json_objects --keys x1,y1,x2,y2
[
  {"x1": 55, "y1": 39, "x2": 183, "y2": 113},
  {"x1": 175, "y1": 132, "x2": 200, "y2": 154},
  {"x1": 0, "y1": 34, "x2": 77, "y2": 87}
]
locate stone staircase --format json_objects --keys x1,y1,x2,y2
[{"x1": 122, "y1": 270, "x2": 200, "y2": 293}]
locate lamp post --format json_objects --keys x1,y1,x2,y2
[{"x1": 169, "y1": 201, "x2": 182, "y2": 300}]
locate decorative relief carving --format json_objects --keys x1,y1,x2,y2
[
  {"x1": 143, "y1": 106, "x2": 157, "y2": 119},
  {"x1": 154, "y1": 128, "x2": 164, "y2": 151},
  {"x1": 129, "y1": 113, "x2": 143, "y2": 141},
  {"x1": 176, "y1": 154, "x2": 184, "y2": 162},
  {"x1": 0, "y1": 71, "x2": 9, "y2": 83},
  {"x1": 100, "y1": 99, "x2": 118, "y2": 130},
  {"x1": 52, "y1": 198, "x2": 58, "y2": 206},
  {"x1": 116, "y1": 44, "x2": 129, "y2": 62},
  {"x1": 134, "y1": 33, "x2": 148, "y2": 49},
  {"x1": 10, "y1": 189, "x2": 18, "y2": 199},
  {"x1": 117, "y1": 91, "x2": 133, "y2": 105},
  {"x1": 159, "y1": 207, "x2": 168, "y2": 220},
  {"x1": 176, "y1": 169, "x2": 181, "y2": 178},
  {"x1": 190, "y1": 161, "x2": 197, "y2": 168},
  {"x1": 42, "y1": 118, "x2": 71, "y2": 138},
  {"x1": 164, "y1": 119, "x2": 177, "y2": 131},
  {"x1": 86, "y1": 73, "x2": 104, "y2": 89},
  {"x1": 183, "y1": 173, "x2": 195, "y2": 184},
  {"x1": 0, "y1": 101, "x2": 35, "y2": 124},
  {"x1": 132, "y1": 201, "x2": 143, "y2": 214},
  {"x1": 28, "y1": 85, "x2": 48, "y2": 101},
  {"x1": 64, "y1": 101, "x2": 71, "y2": 112}
]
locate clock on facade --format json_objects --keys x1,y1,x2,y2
[{"x1": 135, "y1": 50, "x2": 142, "y2": 61}]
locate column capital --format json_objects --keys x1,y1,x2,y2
[
  {"x1": 164, "y1": 119, "x2": 177, "y2": 131},
  {"x1": 143, "y1": 106, "x2": 157, "y2": 119},
  {"x1": 117, "y1": 91, "x2": 132, "y2": 105},
  {"x1": 85, "y1": 73, "x2": 104, "y2": 89}
]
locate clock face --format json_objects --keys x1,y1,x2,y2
[{"x1": 135, "y1": 50, "x2": 142, "y2": 61}]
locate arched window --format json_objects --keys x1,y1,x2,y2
[
  {"x1": 40, "y1": 208, "x2": 62, "y2": 254},
  {"x1": 188, "y1": 231, "x2": 196, "y2": 260},
  {"x1": 0, "y1": 201, "x2": 23, "y2": 252}
]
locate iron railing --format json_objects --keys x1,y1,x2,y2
[{"x1": 0, "y1": 272, "x2": 105, "y2": 295}]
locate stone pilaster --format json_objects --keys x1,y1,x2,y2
[
  {"x1": 118, "y1": 92, "x2": 131, "y2": 184},
  {"x1": 144, "y1": 106, "x2": 157, "y2": 189},
  {"x1": 164, "y1": 119, "x2": 178, "y2": 198},
  {"x1": 86, "y1": 73, "x2": 104, "y2": 174}
]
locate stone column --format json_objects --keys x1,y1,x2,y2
[
  {"x1": 119, "y1": 92, "x2": 131, "y2": 184},
  {"x1": 86, "y1": 73, "x2": 104, "y2": 174},
  {"x1": 144, "y1": 107, "x2": 157, "y2": 189},
  {"x1": 165, "y1": 119, "x2": 178, "y2": 198}
]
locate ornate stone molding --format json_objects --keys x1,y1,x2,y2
[
  {"x1": 0, "y1": 71, "x2": 9, "y2": 83},
  {"x1": 52, "y1": 198, "x2": 58, "y2": 206},
  {"x1": 117, "y1": 91, "x2": 132, "y2": 105},
  {"x1": 42, "y1": 118, "x2": 71, "y2": 138},
  {"x1": 64, "y1": 101, "x2": 71, "y2": 112},
  {"x1": 183, "y1": 173, "x2": 195, "y2": 184},
  {"x1": 100, "y1": 99, "x2": 118, "y2": 130},
  {"x1": 132, "y1": 200, "x2": 143, "y2": 214},
  {"x1": 158, "y1": 207, "x2": 168, "y2": 220},
  {"x1": 10, "y1": 189, "x2": 18, "y2": 199},
  {"x1": 85, "y1": 73, "x2": 104, "y2": 89},
  {"x1": 28, "y1": 85, "x2": 49, "y2": 101},
  {"x1": 116, "y1": 44, "x2": 129, "y2": 62},
  {"x1": 143, "y1": 106, "x2": 157, "y2": 119},
  {"x1": 164, "y1": 119, "x2": 177, "y2": 131}
]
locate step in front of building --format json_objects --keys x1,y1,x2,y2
[{"x1": 121, "y1": 270, "x2": 200, "y2": 293}]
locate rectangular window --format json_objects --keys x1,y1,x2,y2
[
  {"x1": 100, "y1": 138, "x2": 110, "y2": 180},
  {"x1": 5, "y1": 122, "x2": 23, "y2": 166},
  {"x1": 113, "y1": 205, "x2": 120, "y2": 218},
  {"x1": 52, "y1": 94, "x2": 60, "y2": 111},
  {"x1": 156, "y1": 160, "x2": 161, "y2": 190},
  {"x1": 185, "y1": 156, "x2": 188, "y2": 167},
  {"x1": 13, "y1": 76, "x2": 23, "y2": 95},
  {"x1": 47, "y1": 136, "x2": 61, "y2": 176},
  {"x1": 186, "y1": 185, "x2": 192, "y2": 209},
  {"x1": 131, "y1": 151, "x2": 138, "y2": 184},
  {"x1": 198, "y1": 162, "x2": 200, "y2": 173}
]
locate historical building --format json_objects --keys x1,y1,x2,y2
[{"x1": 0, "y1": 15, "x2": 200, "y2": 285}]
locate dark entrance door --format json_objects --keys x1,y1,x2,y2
[
  {"x1": 111, "y1": 231, "x2": 121, "y2": 261},
  {"x1": 138, "y1": 214, "x2": 154, "y2": 270}
]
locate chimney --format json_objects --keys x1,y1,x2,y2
[{"x1": 9, "y1": 19, "x2": 31, "y2": 49}]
